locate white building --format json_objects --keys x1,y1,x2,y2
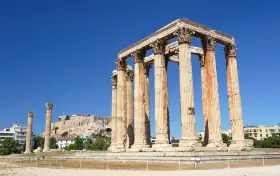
[
  {"x1": 0, "y1": 124, "x2": 29, "y2": 146},
  {"x1": 57, "y1": 135, "x2": 75, "y2": 149}
]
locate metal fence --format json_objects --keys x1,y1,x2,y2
[{"x1": 1, "y1": 156, "x2": 280, "y2": 171}]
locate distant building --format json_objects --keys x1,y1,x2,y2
[
  {"x1": 244, "y1": 124, "x2": 280, "y2": 140},
  {"x1": 0, "y1": 124, "x2": 32, "y2": 146},
  {"x1": 57, "y1": 135, "x2": 75, "y2": 149}
]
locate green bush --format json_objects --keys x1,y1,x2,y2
[
  {"x1": 0, "y1": 138, "x2": 22, "y2": 155},
  {"x1": 92, "y1": 138, "x2": 109, "y2": 151},
  {"x1": 172, "y1": 143, "x2": 179, "y2": 147}
]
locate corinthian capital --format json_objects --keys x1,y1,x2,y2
[
  {"x1": 46, "y1": 103, "x2": 54, "y2": 110},
  {"x1": 150, "y1": 39, "x2": 166, "y2": 55},
  {"x1": 133, "y1": 49, "x2": 146, "y2": 63},
  {"x1": 111, "y1": 71, "x2": 117, "y2": 89},
  {"x1": 115, "y1": 58, "x2": 127, "y2": 71},
  {"x1": 126, "y1": 70, "x2": 134, "y2": 82},
  {"x1": 224, "y1": 43, "x2": 237, "y2": 58},
  {"x1": 201, "y1": 36, "x2": 216, "y2": 51},
  {"x1": 28, "y1": 111, "x2": 33, "y2": 117},
  {"x1": 174, "y1": 27, "x2": 195, "y2": 44}
]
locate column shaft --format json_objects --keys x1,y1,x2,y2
[
  {"x1": 111, "y1": 72, "x2": 118, "y2": 150},
  {"x1": 116, "y1": 59, "x2": 127, "y2": 150},
  {"x1": 132, "y1": 50, "x2": 149, "y2": 149},
  {"x1": 25, "y1": 111, "x2": 33, "y2": 153},
  {"x1": 202, "y1": 37, "x2": 225, "y2": 149},
  {"x1": 225, "y1": 44, "x2": 245, "y2": 149},
  {"x1": 126, "y1": 68, "x2": 134, "y2": 148},
  {"x1": 144, "y1": 65, "x2": 151, "y2": 146},
  {"x1": 43, "y1": 103, "x2": 53, "y2": 152},
  {"x1": 152, "y1": 39, "x2": 170, "y2": 147}
]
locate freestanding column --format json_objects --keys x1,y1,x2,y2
[
  {"x1": 126, "y1": 66, "x2": 134, "y2": 148},
  {"x1": 176, "y1": 28, "x2": 201, "y2": 149},
  {"x1": 225, "y1": 44, "x2": 245, "y2": 150},
  {"x1": 199, "y1": 55, "x2": 209, "y2": 145},
  {"x1": 151, "y1": 39, "x2": 170, "y2": 148},
  {"x1": 202, "y1": 36, "x2": 226, "y2": 150},
  {"x1": 144, "y1": 64, "x2": 152, "y2": 146},
  {"x1": 110, "y1": 71, "x2": 118, "y2": 151},
  {"x1": 132, "y1": 49, "x2": 149, "y2": 150},
  {"x1": 24, "y1": 111, "x2": 33, "y2": 153},
  {"x1": 43, "y1": 103, "x2": 53, "y2": 152},
  {"x1": 115, "y1": 59, "x2": 127, "y2": 150}
]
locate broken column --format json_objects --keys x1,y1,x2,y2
[
  {"x1": 24, "y1": 111, "x2": 33, "y2": 153},
  {"x1": 43, "y1": 103, "x2": 53, "y2": 152},
  {"x1": 225, "y1": 43, "x2": 245, "y2": 150}
]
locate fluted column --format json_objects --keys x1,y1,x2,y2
[
  {"x1": 126, "y1": 66, "x2": 134, "y2": 148},
  {"x1": 110, "y1": 71, "x2": 118, "y2": 150},
  {"x1": 43, "y1": 103, "x2": 53, "y2": 152},
  {"x1": 202, "y1": 36, "x2": 226, "y2": 149},
  {"x1": 24, "y1": 111, "x2": 33, "y2": 153},
  {"x1": 132, "y1": 49, "x2": 149, "y2": 149},
  {"x1": 115, "y1": 59, "x2": 127, "y2": 150},
  {"x1": 225, "y1": 44, "x2": 245, "y2": 150},
  {"x1": 176, "y1": 28, "x2": 201, "y2": 149},
  {"x1": 199, "y1": 55, "x2": 209, "y2": 145},
  {"x1": 151, "y1": 39, "x2": 170, "y2": 148},
  {"x1": 144, "y1": 64, "x2": 152, "y2": 146}
]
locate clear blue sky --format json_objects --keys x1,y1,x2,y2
[{"x1": 0, "y1": 0, "x2": 279, "y2": 138}]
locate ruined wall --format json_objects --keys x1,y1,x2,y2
[{"x1": 50, "y1": 116, "x2": 111, "y2": 138}]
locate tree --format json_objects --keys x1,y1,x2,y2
[
  {"x1": 33, "y1": 136, "x2": 44, "y2": 149},
  {"x1": 64, "y1": 144, "x2": 76, "y2": 151},
  {"x1": 50, "y1": 137, "x2": 58, "y2": 149},
  {"x1": 54, "y1": 127, "x2": 59, "y2": 134},
  {"x1": 61, "y1": 131, "x2": 68, "y2": 138},
  {"x1": 0, "y1": 138, "x2": 22, "y2": 155},
  {"x1": 222, "y1": 133, "x2": 231, "y2": 146},
  {"x1": 74, "y1": 136, "x2": 84, "y2": 150},
  {"x1": 83, "y1": 138, "x2": 93, "y2": 150},
  {"x1": 92, "y1": 138, "x2": 109, "y2": 151}
]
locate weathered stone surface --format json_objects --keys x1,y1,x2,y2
[
  {"x1": 110, "y1": 70, "x2": 118, "y2": 151},
  {"x1": 43, "y1": 103, "x2": 53, "y2": 152},
  {"x1": 151, "y1": 39, "x2": 170, "y2": 148},
  {"x1": 126, "y1": 66, "x2": 134, "y2": 148},
  {"x1": 225, "y1": 44, "x2": 245, "y2": 150},
  {"x1": 116, "y1": 58, "x2": 127, "y2": 150},
  {"x1": 144, "y1": 64, "x2": 152, "y2": 146},
  {"x1": 24, "y1": 111, "x2": 33, "y2": 153},
  {"x1": 177, "y1": 28, "x2": 201, "y2": 149},
  {"x1": 202, "y1": 37, "x2": 225, "y2": 150},
  {"x1": 132, "y1": 50, "x2": 149, "y2": 149}
]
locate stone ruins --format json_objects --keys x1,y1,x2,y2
[
  {"x1": 24, "y1": 111, "x2": 33, "y2": 153},
  {"x1": 111, "y1": 19, "x2": 246, "y2": 152}
]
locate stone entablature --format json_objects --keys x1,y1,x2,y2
[{"x1": 119, "y1": 19, "x2": 234, "y2": 59}]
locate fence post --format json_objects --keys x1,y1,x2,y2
[
  {"x1": 263, "y1": 155, "x2": 265, "y2": 167},
  {"x1": 80, "y1": 159, "x2": 82, "y2": 169},
  {"x1": 146, "y1": 157, "x2": 149, "y2": 171},
  {"x1": 178, "y1": 158, "x2": 181, "y2": 171},
  {"x1": 227, "y1": 158, "x2": 230, "y2": 168},
  {"x1": 49, "y1": 158, "x2": 51, "y2": 168}
]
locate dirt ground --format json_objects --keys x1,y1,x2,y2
[{"x1": 1, "y1": 158, "x2": 280, "y2": 171}]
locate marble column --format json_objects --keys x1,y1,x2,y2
[
  {"x1": 225, "y1": 44, "x2": 245, "y2": 150},
  {"x1": 43, "y1": 103, "x2": 53, "y2": 152},
  {"x1": 144, "y1": 64, "x2": 152, "y2": 146},
  {"x1": 202, "y1": 36, "x2": 226, "y2": 149},
  {"x1": 176, "y1": 28, "x2": 201, "y2": 149},
  {"x1": 151, "y1": 39, "x2": 170, "y2": 148},
  {"x1": 132, "y1": 49, "x2": 149, "y2": 149},
  {"x1": 199, "y1": 55, "x2": 209, "y2": 146},
  {"x1": 24, "y1": 111, "x2": 33, "y2": 153},
  {"x1": 110, "y1": 70, "x2": 118, "y2": 150},
  {"x1": 126, "y1": 66, "x2": 134, "y2": 148},
  {"x1": 115, "y1": 59, "x2": 127, "y2": 150}
]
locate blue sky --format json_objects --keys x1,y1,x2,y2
[{"x1": 0, "y1": 0, "x2": 279, "y2": 138}]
